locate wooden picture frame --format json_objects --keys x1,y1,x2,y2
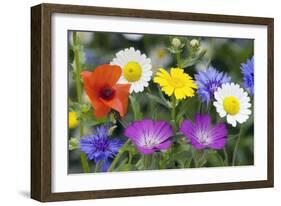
[{"x1": 31, "y1": 3, "x2": 274, "y2": 202}]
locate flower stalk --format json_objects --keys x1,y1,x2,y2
[
  {"x1": 171, "y1": 95, "x2": 177, "y2": 132},
  {"x1": 176, "y1": 52, "x2": 181, "y2": 67},
  {"x1": 224, "y1": 148, "x2": 229, "y2": 166},
  {"x1": 232, "y1": 125, "x2": 243, "y2": 166},
  {"x1": 108, "y1": 139, "x2": 130, "y2": 172},
  {"x1": 143, "y1": 154, "x2": 152, "y2": 169},
  {"x1": 73, "y1": 31, "x2": 90, "y2": 173}
]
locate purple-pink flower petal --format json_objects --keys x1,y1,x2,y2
[
  {"x1": 156, "y1": 140, "x2": 172, "y2": 150},
  {"x1": 180, "y1": 114, "x2": 228, "y2": 150},
  {"x1": 136, "y1": 146, "x2": 155, "y2": 155},
  {"x1": 124, "y1": 119, "x2": 173, "y2": 154}
]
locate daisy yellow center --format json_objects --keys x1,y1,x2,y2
[
  {"x1": 123, "y1": 61, "x2": 142, "y2": 82},
  {"x1": 157, "y1": 49, "x2": 167, "y2": 58},
  {"x1": 223, "y1": 96, "x2": 240, "y2": 115}
]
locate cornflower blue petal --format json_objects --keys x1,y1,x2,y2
[
  {"x1": 241, "y1": 57, "x2": 254, "y2": 95},
  {"x1": 79, "y1": 125, "x2": 123, "y2": 170},
  {"x1": 195, "y1": 66, "x2": 231, "y2": 104}
]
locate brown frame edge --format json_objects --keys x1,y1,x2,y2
[{"x1": 31, "y1": 3, "x2": 274, "y2": 202}]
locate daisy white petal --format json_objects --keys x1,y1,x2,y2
[
  {"x1": 110, "y1": 47, "x2": 152, "y2": 93},
  {"x1": 213, "y1": 83, "x2": 252, "y2": 127}
]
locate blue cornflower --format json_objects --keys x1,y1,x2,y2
[
  {"x1": 79, "y1": 125, "x2": 123, "y2": 172},
  {"x1": 241, "y1": 57, "x2": 254, "y2": 95},
  {"x1": 84, "y1": 49, "x2": 95, "y2": 65},
  {"x1": 195, "y1": 66, "x2": 231, "y2": 104}
]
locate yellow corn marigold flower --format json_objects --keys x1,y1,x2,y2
[
  {"x1": 153, "y1": 68, "x2": 197, "y2": 100},
  {"x1": 69, "y1": 111, "x2": 79, "y2": 129}
]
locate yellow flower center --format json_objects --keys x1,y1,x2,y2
[
  {"x1": 123, "y1": 61, "x2": 142, "y2": 82},
  {"x1": 170, "y1": 78, "x2": 185, "y2": 88},
  {"x1": 223, "y1": 96, "x2": 240, "y2": 115},
  {"x1": 157, "y1": 49, "x2": 167, "y2": 58}
]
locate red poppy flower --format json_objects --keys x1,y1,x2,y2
[{"x1": 81, "y1": 64, "x2": 130, "y2": 119}]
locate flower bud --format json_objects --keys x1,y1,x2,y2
[
  {"x1": 190, "y1": 39, "x2": 200, "y2": 49},
  {"x1": 171, "y1": 37, "x2": 181, "y2": 48},
  {"x1": 81, "y1": 104, "x2": 90, "y2": 113}
]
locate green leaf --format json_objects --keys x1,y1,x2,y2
[
  {"x1": 136, "y1": 158, "x2": 144, "y2": 170},
  {"x1": 179, "y1": 58, "x2": 198, "y2": 68},
  {"x1": 69, "y1": 100, "x2": 81, "y2": 112},
  {"x1": 179, "y1": 49, "x2": 207, "y2": 68},
  {"x1": 198, "y1": 48, "x2": 207, "y2": 58},
  {"x1": 192, "y1": 149, "x2": 207, "y2": 167},
  {"x1": 146, "y1": 93, "x2": 170, "y2": 108},
  {"x1": 171, "y1": 151, "x2": 191, "y2": 163},
  {"x1": 158, "y1": 87, "x2": 171, "y2": 107},
  {"x1": 176, "y1": 99, "x2": 192, "y2": 122},
  {"x1": 115, "y1": 158, "x2": 131, "y2": 171},
  {"x1": 167, "y1": 46, "x2": 182, "y2": 54},
  {"x1": 184, "y1": 158, "x2": 193, "y2": 168},
  {"x1": 81, "y1": 104, "x2": 91, "y2": 113},
  {"x1": 129, "y1": 95, "x2": 143, "y2": 120},
  {"x1": 205, "y1": 150, "x2": 224, "y2": 166},
  {"x1": 152, "y1": 107, "x2": 159, "y2": 120}
]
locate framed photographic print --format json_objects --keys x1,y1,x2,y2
[{"x1": 31, "y1": 3, "x2": 274, "y2": 202}]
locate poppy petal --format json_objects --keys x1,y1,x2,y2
[
  {"x1": 81, "y1": 71, "x2": 110, "y2": 118},
  {"x1": 81, "y1": 71, "x2": 100, "y2": 100},
  {"x1": 81, "y1": 71, "x2": 93, "y2": 96},
  {"x1": 100, "y1": 97, "x2": 124, "y2": 117},
  {"x1": 90, "y1": 64, "x2": 122, "y2": 88},
  {"x1": 93, "y1": 103, "x2": 111, "y2": 119},
  {"x1": 81, "y1": 65, "x2": 130, "y2": 119},
  {"x1": 100, "y1": 84, "x2": 130, "y2": 117},
  {"x1": 114, "y1": 84, "x2": 131, "y2": 116}
]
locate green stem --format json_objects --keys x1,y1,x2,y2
[
  {"x1": 206, "y1": 38, "x2": 215, "y2": 67},
  {"x1": 147, "y1": 87, "x2": 155, "y2": 116},
  {"x1": 107, "y1": 112, "x2": 131, "y2": 172},
  {"x1": 223, "y1": 148, "x2": 228, "y2": 166},
  {"x1": 80, "y1": 153, "x2": 90, "y2": 173},
  {"x1": 171, "y1": 95, "x2": 177, "y2": 132},
  {"x1": 176, "y1": 52, "x2": 181, "y2": 67},
  {"x1": 117, "y1": 115, "x2": 128, "y2": 128},
  {"x1": 108, "y1": 139, "x2": 130, "y2": 172},
  {"x1": 192, "y1": 149, "x2": 198, "y2": 167},
  {"x1": 232, "y1": 125, "x2": 243, "y2": 166},
  {"x1": 94, "y1": 160, "x2": 104, "y2": 173},
  {"x1": 143, "y1": 154, "x2": 151, "y2": 170},
  {"x1": 73, "y1": 32, "x2": 90, "y2": 173},
  {"x1": 172, "y1": 96, "x2": 176, "y2": 120},
  {"x1": 205, "y1": 103, "x2": 211, "y2": 113},
  {"x1": 194, "y1": 150, "x2": 206, "y2": 168},
  {"x1": 73, "y1": 32, "x2": 82, "y2": 104}
]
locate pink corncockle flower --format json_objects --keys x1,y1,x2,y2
[{"x1": 124, "y1": 119, "x2": 173, "y2": 154}]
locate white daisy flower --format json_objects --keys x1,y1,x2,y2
[
  {"x1": 149, "y1": 45, "x2": 172, "y2": 71},
  {"x1": 122, "y1": 34, "x2": 143, "y2": 41},
  {"x1": 213, "y1": 83, "x2": 252, "y2": 127},
  {"x1": 110, "y1": 47, "x2": 152, "y2": 93}
]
